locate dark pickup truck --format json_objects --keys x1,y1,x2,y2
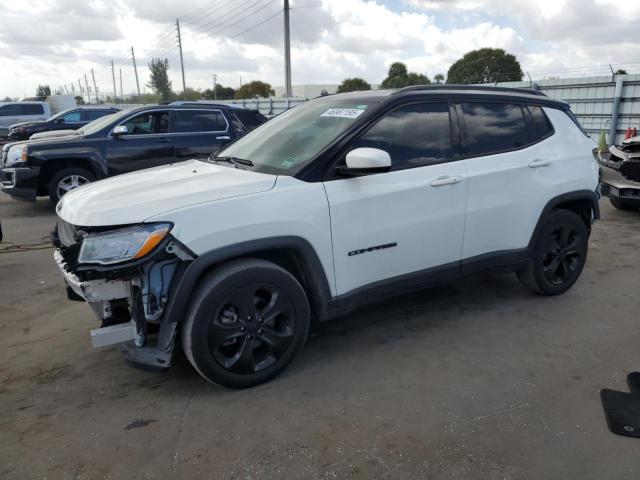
[{"x1": 0, "y1": 102, "x2": 267, "y2": 204}]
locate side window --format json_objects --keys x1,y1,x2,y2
[
  {"x1": 460, "y1": 102, "x2": 529, "y2": 157},
  {"x1": 119, "y1": 111, "x2": 169, "y2": 135},
  {"x1": 229, "y1": 112, "x2": 246, "y2": 132},
  {"x1": 351, "y1": 102, "x2": 452, "y2": 170},
  {"x1": 173, "y1": 110, "x2": 228, "y2": 133},
  {"x1": 61, "y1": 111, "x2": 82, "y2": 122},
  {"x1": 21, "y1": 104, "x2": 45, "y2": 115},
  {"x1": 82, "y1": 110, "x2": 110, "y2": 122},
  {"x1": 0, "y1": 104, "x2": 21, "y2": 116},
  {"x1": 527, "y1": 106, "x2": 554, "y2": 140},
  {"x1": 233, "y1": 110, "x2": 264, "y2": 130}
]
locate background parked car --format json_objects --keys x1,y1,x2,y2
[
  {"x1": 8, "y1": 106, "x2": 120, "y2": 141},
  {"x1": 0, "y1": 102, "x2": 267, "y2": 204},
  {"x1": 0, "y1": 101, "x2": 51, "y2": 137}
]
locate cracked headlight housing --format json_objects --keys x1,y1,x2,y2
[{"x1": 78, "y1": 223, "x2": 171, "y2": 265}]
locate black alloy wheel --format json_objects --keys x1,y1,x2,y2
[
  {"x1": 517, "y1": 209, "x2": 588, "y2": 296},
  {"x1": 181, "y1": 258, "x2": 310, "y2": 388},
  {"x1": 209, "y1": 283, "x2": 296, "y2": 374}
]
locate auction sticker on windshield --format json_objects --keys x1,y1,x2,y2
[{"x1": 321, "y1": 108, "x2": 366, "y2": 119}]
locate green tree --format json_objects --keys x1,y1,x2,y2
[
  {"x1": 320, "y1": 89, "x2": 329, "y2": 96},
  {"x1": 74, "y1": 95, "x2": 85, "y2": 105},
  {"x1": 337, "y1": 78, "x2": 371, "y2": 93},
  {"x1": 446, "y1": 48, "x2": 523, "y2": 84},
  {"x1": 146, "y1": 58, "x2": 173, "y2": 101},
  {"x1": 615, "y1": 69, "x2": 627, "y2": 75},
  {"x1": 235, "y1": 81, "x2": 274, "y2": 99},
  {"x1": 380, "y1": 62, "x2": 431, "y2": 89},
  {"x1": 35, "y1": 85, "x2": 51, "y2": 98},
  {"x1": 434, "y1": 73, "x2": 445, "y2": 84},
  {"x1": 203, "y1": 84, "x2": 236, "y2": 100},
  {"x1": 177, "y1": 87, "x2": 202, "y2": 101}
]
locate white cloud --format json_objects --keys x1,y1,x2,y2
[{"x1": 0, "y1": 0, "x2": 637, "y2": 98}]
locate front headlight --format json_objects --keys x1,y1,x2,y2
[
  {"x1": 78, "y1": 223, "x2": 171, "y2": 265},
  {"x1": 5, "y1": 145, "x2": 27, "y2": 167}
]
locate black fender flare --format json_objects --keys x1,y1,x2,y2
[
  {"x1": 163, "y1": 236, "x2": 333, "y2": 325},
  {"x1": 528, "y1": 189, "x2": 600, "y2": 249}
]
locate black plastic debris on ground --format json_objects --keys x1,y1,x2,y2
[{"x1": 601, "y1": 372, "x2": 640, "y2": 438}]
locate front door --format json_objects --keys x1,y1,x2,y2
[
  {"x1": 105, "y1": 110, "x2": 175, "y2": 175},
  {"x1": 323, "y1": 102, "x2": 469, "y2": 296}
]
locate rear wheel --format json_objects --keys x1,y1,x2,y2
[
  {"x1": 48, "y1": 167, "x2": 94, "y2": 204},
  {"x1": 610, "y1": 197, "x2": 636, "y2": 211},
  {"x1": 517, "y1": 209, "x2": 588, "y2": 296},
  {"x1": 181, "y1": 258, "x2": 310, "y2": 388}
]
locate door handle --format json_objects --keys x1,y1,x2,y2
[
  {"x1": 430, "y1": 175, "x2": 461, "y2": 187},
  {"x1": 528, "y1": 158, "x2": 551, "y2": 168},
  {"x1": 216, "y1": 135, "x2": 231, "y2": 140}
]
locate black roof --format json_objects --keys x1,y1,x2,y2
[{"x1": 325, "y1": 84, "x2": 568, "y2": 109}]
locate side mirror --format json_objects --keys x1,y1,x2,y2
[
  {"x1": 112, "y1": 125, "x2": 128, "y2": 137},
  {"x1": 55, "y1": 118, "x2": 65, "y2": 123},
  {"x1": 337, "y1": 148, "x2": 391, "y2": 176}
]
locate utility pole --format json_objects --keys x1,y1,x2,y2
[
  {"x1": 176, "y1": 19, "x2": 187, "y2": 93},
  {"x1": 119, "y1": 68, "x2": 123, "y2": 103},
  {"x1": 84, "y1": 74, "x2": 91, "y2": 103},
  {"x1": 131, "y1": 46, "x2": 141, "y2": 97},
  {"x1": 212, "y1": 73, "x2": 217, "y2": 99},
  {"x1": 91, "y1": 68, "x2": 99, "y2": 102},
  {"x1": 111, "y1": 60, "x2": 117, "y2": 103},
  {"x1": 283, "y1": 0, "x2": 292, "y2": 98}
]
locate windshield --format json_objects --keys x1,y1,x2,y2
[
  {"x1": 78, "y1": 109, "x2": 131, "y2": 135},
  {"x1": 214, "y1": 100, "x2": 373, "y2": 175}
]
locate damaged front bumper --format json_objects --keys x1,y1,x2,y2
[{"x1": 53, "y1": 221, "x2": 195, "y2": 370}]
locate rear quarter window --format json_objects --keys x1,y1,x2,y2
[{"x1": 527, "y1": 106, "x2": 554, "y2": 140}]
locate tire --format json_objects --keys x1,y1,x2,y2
[
  {"x1": 610, "y1": 197, "x2": 636, "y2": 211},
  {"x1": 181, "y1": 258, "x2": 310, "y2": 388},
  {"x1": 517, "y1": 209, "x2": 588, "y2": 296},
  {"x1": 48, "y1": 167, "x2": 94, "y2": 205}
]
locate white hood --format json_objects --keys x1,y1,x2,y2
[{"x1": 57, "y1": 160, "x2": 277, "y2": 226}]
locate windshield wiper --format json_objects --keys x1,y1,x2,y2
[{"x1": 209, "y1": 156, "x2": 254, "y2": 167}]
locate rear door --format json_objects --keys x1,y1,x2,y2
[
  {"x1": 323, "y1": 102, "x2": 469, "y2": 295},
  {"x1": 457, "y1": 101, "x2": 555, "y2": 261},
  {"x1": 104, "y1": 109, "x2": 175, "y2": 175},
  {"x1": 171, "y1": 109, "x2": 233, "y2": 161},
  {"x1": 19, "y1": 104, "x2": 48, "y2": 122}
]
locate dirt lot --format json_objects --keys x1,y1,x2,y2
[{"x1": 1, "y1": 194, "x2": 639, "y2": 479}]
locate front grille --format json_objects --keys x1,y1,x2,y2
[{"x1": 621, "y1": 160, "x2": 640, "y2": 183}]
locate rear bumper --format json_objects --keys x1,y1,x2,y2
[
  {"x1": 599, "y1": 165, "x2": 640, "y2": 206},
  {"x1": 0, "y1": 167, "x2": 39, "y2": 201}
]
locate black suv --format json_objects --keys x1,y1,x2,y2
[
  {"x1": 0, "y1": 102, "x2": 267, "y2": 204},
  {"x1": 8, "y1": 106, "x2": 120, "y2": 141}
]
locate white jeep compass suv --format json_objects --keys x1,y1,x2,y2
[{"x1": 53, "y1": 86, "x2": 600, "y2": 388}]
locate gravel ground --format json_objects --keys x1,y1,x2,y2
[{"x1": 1, "y1": 194, "x2": 639, "y2": 479}]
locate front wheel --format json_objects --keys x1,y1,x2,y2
[
  {"x1": 181, "y1": 259, "x2": 310, "y2": 388},
  {"x1": 517, "y1": 209, "x2": 588, "y2": 296},
  {"x1": 48, "y1": 167, "x2": 94, "y2": 204}
]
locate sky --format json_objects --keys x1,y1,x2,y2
[{"x1": 0, "y1": 0, "x2": 639, "y2": 99}]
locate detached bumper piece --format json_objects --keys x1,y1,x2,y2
[
  {"x1": 601, "y1": 372, "x2": 640, "y2": 438},
  {"x1": 52, "y1": 220, "x2": 194, "y2": 371}
]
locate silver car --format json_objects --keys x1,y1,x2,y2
[{"x1": 0, "y1": 102, "x2": 51, "y2": 137}]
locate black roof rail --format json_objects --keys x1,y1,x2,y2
[{"x1": 391, "y1": 84, "x2": 547, "y2": 97}]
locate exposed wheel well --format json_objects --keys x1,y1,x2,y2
[
  {"x1": 37, "y1": 159, "x2": 100, "y2": 195},
  {"x1": 552, "y1": 198, "x2": 594, "y2": 234},
  {"x1": 178, "y1": 246, "x2": 331, "y2": 324}
]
